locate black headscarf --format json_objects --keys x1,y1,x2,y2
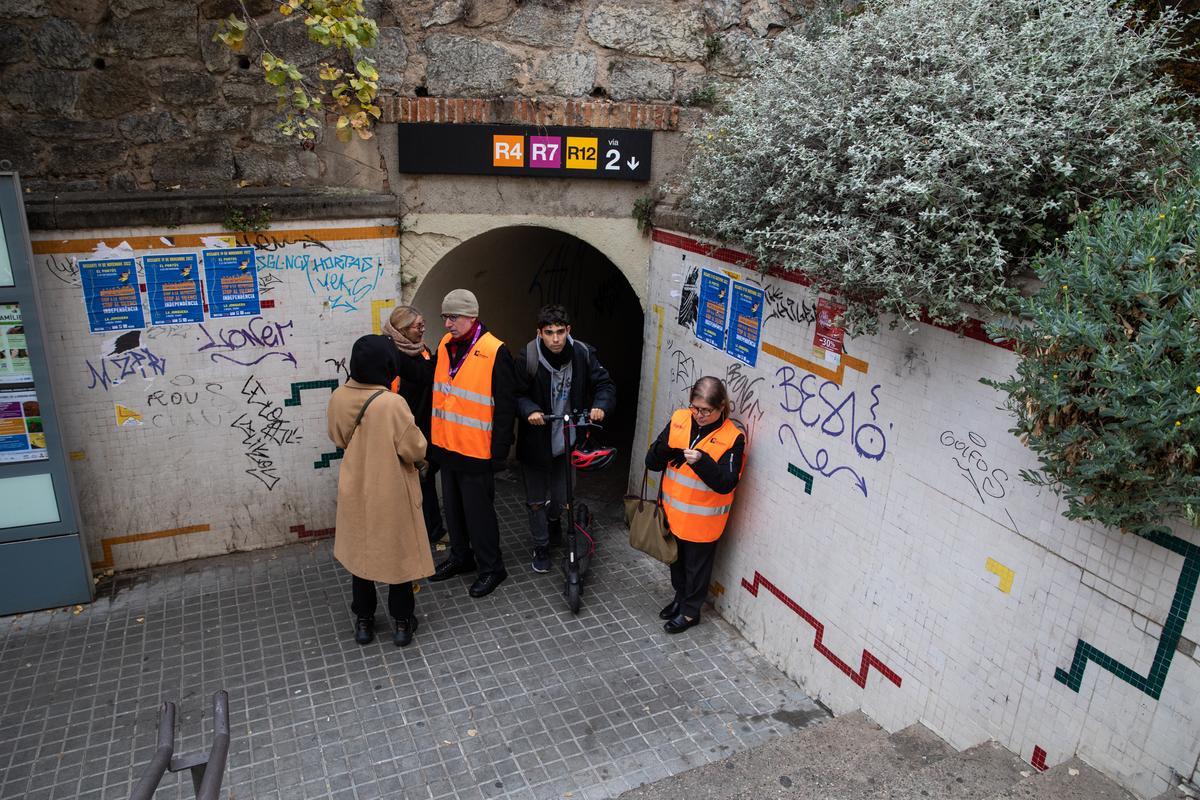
[{"x1": 348, "y1": 334, "x2": 399, "y2": 387}]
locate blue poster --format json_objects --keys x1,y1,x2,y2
[
  {"x1": 79, "y1": 258, "x2": 145, "y2": 333},
  {"x1": 144, "y1": 253, "x2": 204, "y2": 325},
  {"x1": 202, "y1": 247, "x2": 260, "y2": 318},
  {"x1": 695, "y1": 268, "x2": 731, "y2": 350},
  {"x1": 726, "y1": 281, "x2": 765, "y2": 367}
]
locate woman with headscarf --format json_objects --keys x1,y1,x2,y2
[
  {"x1": 327, "y1": 334, "x2": 434, "y2": 647},
  {"x1": 382, "y1": 305, "x2": 446, "y2": 543},
  {"x1": 645, "y1": 376, "x2": 746, "y2": 634}
]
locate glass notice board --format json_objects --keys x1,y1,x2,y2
[{"x1": 0, "y1": 173, "x2": 91, "y2": 614}]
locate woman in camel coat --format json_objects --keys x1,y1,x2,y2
[{"x1": 328, "y1": 334, "x2": 434, "y2": 647}]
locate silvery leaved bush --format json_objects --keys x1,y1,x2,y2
[{"x1": 681, "y1": 0, "x2": 1195, "y2": 335}]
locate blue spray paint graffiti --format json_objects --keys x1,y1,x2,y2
[
  {"x1": 256, "y1": 252, "x2": 382, "y2": 311},
  {"x1": 86, "y1": 347, "x2": 168, "y2": 391},
  {"x1": 775, "y1": 366, "x2": 891, "y2": 497}
]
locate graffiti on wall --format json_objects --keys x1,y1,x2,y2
[
  {"x1": 939, "y1": 430, "x2": 1010, "y2": 505},
  {"x1": 197, "y1": 317, "x2": 298, "y2": 368},
  {"x1": 237, "y1": 231, "x2": 331, "y2": 253},
  {"x1": 775, "y1": 366, "x2": 890, "y2": 498},
  {"x1": 231, "y1": 375, "x2": 302, "y2": 490},
  {"x1": 85, "y1": 347, "x2": 168, "y2": 391},
  {"x1": 726, "y1": 362, "x2": 766, "y2": 441},
  {"x1": 146, "y1": 375, "x2": 233, "y2": 429},
  {"x1": 676, "y1": 265, "x2": 700, "y2": 328},
  {"x1": 762, "y1": 283, "x2": 816, "y2": 328},
  {"x1": 257, "y1": 252, "x2": 383, "y2": 311}
]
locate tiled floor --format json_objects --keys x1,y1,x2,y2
[{"x1": 0, "y1": 470, "x2": 824, "y2": 800}]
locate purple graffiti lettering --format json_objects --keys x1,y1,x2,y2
[{"x1": 198, "y1": 317, "x2": 297, "y2": 369}]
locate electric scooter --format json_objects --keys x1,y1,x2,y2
[{"x1": 550, "y1": 410, "x2": 615, "y2": 614}]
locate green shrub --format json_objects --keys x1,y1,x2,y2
[
  {"x1": 985, "y1": 169, "x2": 1200, "y2": 532},
  {"x1": 679, "y1": 0, "x2": 1194, "y2": 335}
]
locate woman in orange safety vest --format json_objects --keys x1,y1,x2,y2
[{"x1": 645, "y1": 376, "x2": 746, "y2": 635}]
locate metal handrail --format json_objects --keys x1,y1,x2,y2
[{"x1": 128, "y1": 691, "x2": 230, "y2": 800}]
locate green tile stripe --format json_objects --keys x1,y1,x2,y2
[
  {"x1": 1055, "y1": 528, "x2": 1200, "y2": 700},
  {"x1": 787, "y1": 462, "x2": 814, "y2": 495},
  {"x1": 284, "y1": 379, "x2": 340, "y2": 407},
  {"x1": 315, "y1": 448, "x2": 344, "y2": 469}
]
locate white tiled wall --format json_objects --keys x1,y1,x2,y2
[
  {"x1": 633, "y1": 230, "x2": 1200, "y2": 798},
  {"x1": 31, "y1": 221, "x2": 400, "y2": 570}
]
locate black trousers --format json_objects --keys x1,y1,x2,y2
[
  {"x1": 669, "y1": 538, "x2": 719, "y2": 619},
  {"x1": 420, "y1": 462, "x2": 446, "y2": 542},
  {"x1": 351, "y1": 575, "x2": 414, "y2": 621},
  {"x1": 441, "y1": 467, "x2": 505, "y2": 574}
]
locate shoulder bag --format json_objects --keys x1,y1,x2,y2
[{"x1": 623, "y1": 467, "x2": 678, "y2": 564}]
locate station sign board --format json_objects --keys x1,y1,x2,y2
[{"x1": 398, "y1": 123, "x2": 652, "y2": 182}]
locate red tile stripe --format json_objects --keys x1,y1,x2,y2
[
  {"x1": 741, "y1": 571, "x2": 903, "y2": 690},
  {"x1": 291, "y1": 524, "x2": 334, "y2": 540},
  {"x1": 1031, "y1": 746, "x2": 1049, "y2": 772},
  {"x1": 652, "y1": 229, "x2": 1012, "y2": 350}
]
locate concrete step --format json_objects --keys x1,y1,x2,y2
[
  {"x1": 881, "y1": 740, "x2": 1030, "y2": 800},
  {"x1": 617, "y1": 711, "x2": 886, "y2": 800},
  {"x1": 986, "y1": 757, "x2": 1138, "y2": 800}
]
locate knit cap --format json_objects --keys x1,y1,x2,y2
[{"x1": 441, "y1": 288, "x2": 479, "y2": 317}]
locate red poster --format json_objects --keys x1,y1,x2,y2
[{"x1": 812, "y1": 297, "x2": 846, "y2": 366}]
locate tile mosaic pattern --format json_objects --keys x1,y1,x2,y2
[
  {"x1": 1054, "y1": 528, "x2": 1200, "y2": 700},
  {"x1": 0, "y1": 478, "x2": 822, "y2": 800}
]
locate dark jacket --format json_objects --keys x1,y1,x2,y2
[
  {"x1": 395, "y1": 347, "x2": 433, "y2": 438},
  {"x1": 646, "y1": 415, "x2": 745, "y2": 494},
  {"x1": 514, "y1": 338, "x2": 616, "y2": 470},
  {"x1": 394, "y1": 325, "x2": 517, "y2": 473}
]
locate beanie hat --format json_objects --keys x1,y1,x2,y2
[{"x1": 442, "y1": 289, "x2": 479, "y2": 317}]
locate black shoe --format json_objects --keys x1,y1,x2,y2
[
  {"x1": 663, "y1": 613, "x2": 698, "y2": 635},
  {"x1": 392, "y1": 616, "x2": 418, "y2": 647},
  {"x1": 354, "y1": 617, "x2": 375, "y2": 645},
  {"x1": 468, "y1": 571, "x2": 508, "y2": 598},
  {"x1": 531, "y1": 546, "x2": 551, "y2": 574},
  {"x1": 658, "y1": 601, "x2": 680, "y2": 621},
  {"x1": 428, "y1": 556, "x2": 476, "y2": 582},
  {"x1": 547, "y1": 519, "x2": 562, "y2": 548}
]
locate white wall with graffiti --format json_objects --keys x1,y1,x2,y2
[
  {"x1": 32, "y1": 222, "x2": 400, "y2": 570},
  {"x1": 633, "y1": 230, "x2": 1200, "y2": 798}
]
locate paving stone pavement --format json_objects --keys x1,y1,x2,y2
[{"x1": 0, "y1": 470, "x2": 825, "y2": 800}]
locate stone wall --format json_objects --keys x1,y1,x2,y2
[
  {"x1": 0, "y1": 0, "x2": 810, "y2": 194},
  {"x1": 632, "y1": 229, "x2": 1200, "y2": 799}
]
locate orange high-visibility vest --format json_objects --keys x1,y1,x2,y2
[
  {"x1": 431, "y1": 332, "x2": 503, "y2": 459},
  {"x1": 389, "y1": 347, "x2": 430, "y2": 394},
  {"x1": 661, "y1": 408, "x2": 744, "y2": 543}
]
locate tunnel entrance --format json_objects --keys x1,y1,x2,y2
[{"x1": 412, "y1": 225, "x2": 645, "y2": 493}]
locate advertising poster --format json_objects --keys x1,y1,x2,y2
[
  {"x1": 0, "y1": 303, "x2": 31, "y2": 384},
  {"x1": 695, "y1": 268, "x2": 731, "y2": 351},
  {"x1": 202, "y1": 247, "x2": 260, "y2": 318},
  {"x1": 79, "y1": 257, "x2": 145, "y2": 333},
  {"x1": 144, "y1": 252, "x2": 204, "y2": 325},
  {"x1": 0, "y1": 388, "x2": 47, "y2": 462},
  {"x1": 726, "y1": 281, "x2": 765, "y2": 367},
  {"x1": 813, "y1": 296, "x2": 847, "y2": 367}
]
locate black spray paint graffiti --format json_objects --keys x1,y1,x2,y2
[
  {"x1": 325, "y1": 357, "x2": 349, "y2": 381},
  {"x1": 231, "y1": 375, "x2": 302, "y2": 490},
  {"x1": 725, "y1": 362, "x2": 766, "y2": 439},
  {"x1": 86, "y1": 347, "x2": 168, "y2": 391},
  {"x1": 939, "y1": 430, "x2": 1010, "y2": 504},
  {"x1": 257, "y1": 272, "x2": 283, "y2": 294},
  {"x1": 775, "y1": 366, "x2": 892, "y2": 497},
  {"x1": 237, "y1": 231, "x2": 332, "y2": 253},
  {"x1": 197, "y1": 317, "x2": 298, "y2": 368},
  {"x1": 44, "y1": 254, "x2": 80, "y2": 286},
  {"x1": 677, "y1": 264, "x2": 700, "y2": 328},
  {"x1": 763, "y1": 283, "x2": 816, "y2": 327},
  {"x1": 666, "y1": 339, "x2": 696, "y2": 388},
  {"x1": 526, "y1": 240, "x2": 624, "y2": 320}
]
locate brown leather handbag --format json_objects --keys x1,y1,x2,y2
[{"x1": 623, "y1": 468, "x2": 678, "y2": 564}]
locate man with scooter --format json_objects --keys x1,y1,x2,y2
[{"x1": 515, "y1": 304, "x2": 616, "y2": 574}]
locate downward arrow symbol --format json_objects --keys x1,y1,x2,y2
[{"x1": 626, "y1": 156, "x2": 640, "y2": 170}]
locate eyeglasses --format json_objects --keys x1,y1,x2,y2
[
  {"x1": 689, "y1": 404, "x2": 716, "y2": 416},
  {"x1": 441, "y1": 314, "x2": 461, "y2": 322},
  {"x1": 407, "y1": 321, "x2": 426, "y2": 330}
]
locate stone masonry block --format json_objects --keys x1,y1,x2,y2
[
  {"x1": 5, "y1": 66, "x2": 81, "y2": 115},
  {"x1": 587, "y1": 1, "x2": 706, "y2": 62},
  {"x1": 500, "y1": 3, "x2": 583, "y2": 48},
  {"x1": 149, "y1": 140, "x2": 235, "y2": 184},
  {"x1": 424, "y1": 34, "x2": 520, "y2": 96},
  {"x1": 31, "y1": 17, "x2": 92, "y2": 69},
  {"x1": 606, "y1": 57, "x2": 674, "y2": 101},
  {"x1": 536, "y1": 51, "x2": 596, "y2": 97}
]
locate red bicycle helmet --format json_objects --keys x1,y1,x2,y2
[{"x1": 571, "y1": 440, "x2": 616, "y2": 471}]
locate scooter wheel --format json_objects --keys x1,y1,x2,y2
[{"x1": 565, "y1": 571, "x2": 582, "y2": 614}]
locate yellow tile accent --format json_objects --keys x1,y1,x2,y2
[
  {"x1": 762, "y1": 341, "x2": 869, "y2": 386},
  {"x1": 371, "y1": 299, "x2": 395, "y2": 334},
  {"x1": 986, "y1": 557, "x2": 1015, "y2": 594},
  {"x1": 31, "y1": 225, "x2": 400, "y2": 255},
  {"x1": 69, "y1": 451, "x2": 87, "y2": 461},
  {"x1": 647, "y1": 304, "x2": 665, "y2": 447},
  {"x1": 92, "y1": 524, "x2": 211, "y2": 570}
]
